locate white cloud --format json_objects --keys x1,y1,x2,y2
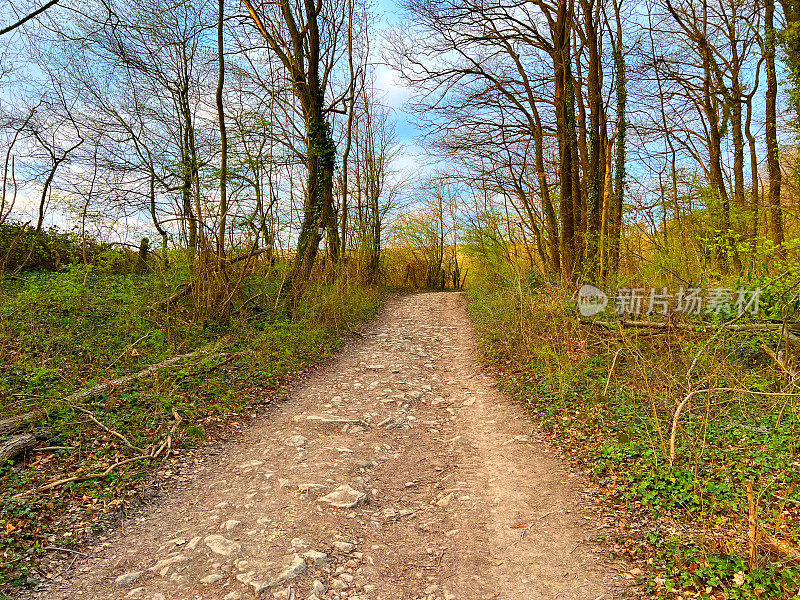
[{"x1": 372, "y1": 61, "x2": 412, "y2": 110}]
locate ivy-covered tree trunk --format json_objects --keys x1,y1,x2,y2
[
  {"x1": 241, "y1": 0, "x2": 347, "y2": 287},
  {"x1": 581, "y1": 0, "x2": 604, "y2": 281},
  {"x1": 768, "y1": 0, "x2": 785, "y2": 258},
  {"x1": 294, "y1": 117, "x2": 336, "y2": 282},
  {"x1": 553, "y1": 0, "x2": 576, "y2": 281},
  {"x1": 780, "y1": 0, "x2": 800, "y2": 123},
  {"x1": 610, "y1": 1, "x2": 626, "y2": 273}
]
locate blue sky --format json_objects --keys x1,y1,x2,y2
[{"x1": 369, "y1": 0, "x2": 432, "y2": 182}]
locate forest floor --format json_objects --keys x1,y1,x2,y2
[{"x1": 12, "y1": 292, "x2": 631, "y2": 600}]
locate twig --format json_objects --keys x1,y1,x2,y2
[
  {"x1": 747, "y1": 480, "x2": 758, "y2": 568},
  {"x1": 775, "y1": 494, "x2": 800, "y2": 507},
  {"x1": 73, "y1": 406, "x2": 144, "y2": 453},
  {"x1": 190, "y1": 353, "x2": 241, "y2": 375},
  {"x1": 60, "y1": 552, "x2": 79, "y2": 574},
  {"x1": 601, "y1": 348, "x2": 624, "y2": 401},
  {"x1": 43, "y1": 546, "x2": 87, "y2": 556},
  {"x1": 106, "y1": 332, "x2": 151, "y2": 370},
  {"x1": 757, "y1": 526, "x2": 800, "y2": 564},
  {"x1": 670, "y1": 387, "x2": 800, "y2": 464},
  {"x1": 219, "y1": 240, "x2": 258, "y2": 311},
  {"x1": 12, "y1": 454, "x2": 158, "y2": 499}
]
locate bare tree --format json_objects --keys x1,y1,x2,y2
[{"x1": 241, "y1": 0, "x2": 355, "y2": 284}]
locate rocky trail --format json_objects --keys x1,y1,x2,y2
[{"x1": 22, "y1": 292, "x2": 627, "y2": 600}]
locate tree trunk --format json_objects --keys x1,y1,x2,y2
[
  {"x1": 554, "y1": 0, "x2": 576, "y2": 281},
  {"x1": 766, "y1": 0, "x2": 785, "y2": 257},
  {"x1": 581, "y1": 0, "x2": 604, "y2": 279},
  {"x1": 532, "y1": 104, "x2": 560, "y2": 274},
  {"x1": 294, "y1": 112, "x2": 336, "y2": 283},
  {"x1": 216, "y1": 0, "x2": 228, "y2": 258},
  {"x1": 702, "y1": 35, "x2": 732, "y2": 271},
  {"x1": 611, "y1": 3, "x2": 626, "y2": 272}
]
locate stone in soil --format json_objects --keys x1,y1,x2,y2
[
  {"x1": 319, "y1": 484, "x2": 367, "y2": 509},
  {"x1": 332, "y1": 541, "x2": 355, "y2": 553},
  {"x1": 204, "y1": 535, "x2": 242, "y2": 556},
  {"x1": 265, "y1": 553, "x2": 307, "y2": 587},
  {"x1": 284, "y1": 434, "x2": 307, "y2": 447},
  {"x1": 302, "y1": 550, "x2": 329, "y2": 566},
  {"x1": 114, "y1": 572, "x2": 142, "y2": 587}
]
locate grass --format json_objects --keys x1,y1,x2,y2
[
  {"x1": 468, "y1": 282, "x2": 800, "y2": 599},
  {"x1": 0, "y1": 262, "x2": 384, "y2": 592}
]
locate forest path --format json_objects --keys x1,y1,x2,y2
[{"x1": 24, "y1": 292, "x2": 624, "y2": 600}]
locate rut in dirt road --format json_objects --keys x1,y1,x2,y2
[{"x1": 24, "y1": 292, "x2": 625, "y2": 600}]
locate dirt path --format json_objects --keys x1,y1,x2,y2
[{"x1": 22, "y1": 292, "x2": 625, "y2": 600}]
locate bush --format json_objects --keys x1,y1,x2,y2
[{"x1": 0, "y1": 222, "x2": 137, "y2": 274}]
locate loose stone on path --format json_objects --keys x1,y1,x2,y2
[{"x1": 318, "y1": 484, "x2": 367, "y2": 509}]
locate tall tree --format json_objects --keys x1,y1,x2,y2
[
  {"x1": 217, "y1": 0, "x2": 229, "y2": 257},
  {"x1": 242, "y1": 0, "x2": 351, "y2": 284},
  {"x1": 766, "y1": 0, "x2": 785, "y2": 256}
]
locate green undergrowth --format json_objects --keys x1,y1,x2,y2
[
  {"x1": 468, "y1": 284, "x2": 800, "y2": 599},
  {"x1": 0, "y1": 263, "x2": 384, "y2": 591}
]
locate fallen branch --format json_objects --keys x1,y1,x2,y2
[
  {"x1": 11, "y1": 414, "x2": 181, "y2": 500},
  {"x1": 62, "y1": 348, "x2": 227, "y2": 405},
  {"x1": 74, "y1": 406, "x2": 144, "y2": 453},
  {"x1": 0, "y1": 410, "x2": 43, "y2": 435},
  {"x1": 590, "y1": 319, "x2": 800, "y2": 338},
  {"x1": 670, "y1": 387, "x2": 800, "y2": 465},
  {"x1": 761, "y1": 343, "x2": 800, "y2": 382},
  {"x1": 12, "y1": 454, "x2": 158, "y2": 499},
  {"x1": 757, "y1": 526, "x2": 800, "y2": 565},
  {"x1": 152, "y1": 283, "x2": 194, "y2": 309},
  {"x1": 669, "y1": 389, "x2": 707, "y2": 465},
  {"x1": 226, "y1": 246, "x2": 270, "y2": 265}
]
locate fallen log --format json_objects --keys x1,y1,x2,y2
[
  {"x1": 0, "y1": 434, "x2": 37, "y2": 463},
  {"x1": 62, "y1": 348, "x2": 227, "y2": 405},
  {"x1": 0, "y1": 410, "x2": 43, "y2": 436},
  {"x1": 152, "y1": 283, "x2": 193, "y2": 309},
  {"x1": 589, "y1": 319, "x2": 789, "y2": 332},
  {"x1": 590, "y1": 319, "x2": 800, "y2": 346}
]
